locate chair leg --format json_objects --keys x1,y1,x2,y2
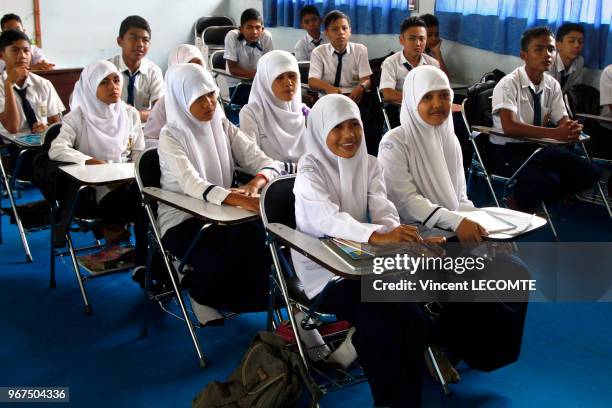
[
  {"x1": 541, "y1": 202, "x2": 559, "y2": 241},
  {"x1": 426, "y1": 346, "x2": 451, "y2": 396},
  {"x1": 141, "y1": 231, "x2": 156, "y2": 339},
  {"x1": 0, "y1": 156, "x2": 32, "y2": 262},
  {"x1": 65, "y1": 232, "x2": 92, "y2": 315},
  {"x1": 49, "y1": 206, "x2": 56, "y2": 289}
]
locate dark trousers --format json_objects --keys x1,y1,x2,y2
[
  {"x1": 487, "y1": 143, "x2": 601, "y2": 212},
  {"x1": 228, "y1": 84, "x2": 252, "y2": 107},
  {"x1": 316, "y1": 279, "x2": 429, "y2": 408},
  {"x1": 161, "y1": 217, "x2": 272, "y2": 313}
]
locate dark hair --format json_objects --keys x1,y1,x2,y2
[
  {"x1": 400, "y1": 17, "x2": 426, "y2": 34},
  {"x1": 240, "y1": 8, "x2": 263, "y2": 26},
  {"x1": 556, "y1": 22, "x2": 584, "y2": 42},
  {"x1": 1, "y1": 13, "x2": 22, "y2": 30},
  {"x1": 119, "y1": 15, "x2": 151, "y2": 38},
  {"x1": 300, "y1": 5, "x2": 320, "y2": 20},
  {"x1": 323, "y1": 10, "x2": 350, "y2": 30},
  {"x1": 0, "y1": 29, "x2": 30, "y2": 51},
  {"x1": 419, "y1": 13, "x2": 439, "y2": 28},
  {"x1": 520, "y1": 26, "x2": 554, "y2": 51}
]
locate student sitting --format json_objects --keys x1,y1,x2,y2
[
  {"x1": 143, "y1": 44, "x2": 204, "y2": 147},
  {"x1": 489, "y1": 26, "x2": 600, "y2": 213},
  {"x1": 0, "y1": 29, "x2": 63, "y2": 134},
  {"x1": 599, "y1": 64, "x2": 612, "y2": 198},
  {"x1": 294, "y1": 5, "x2": 327, "y2": 61},
  {"x1": 0, "y1": 13, "x2": 54, "y2": 71},
  {"x1": 292, "y1": 93, "x2": 435, "y2": 407},
  {"x1": 157, "y1": 63, "x2": 278, "y2": 314},
  {"x1": 109, "y1": 15, "x2": 164, "y2": 123},
  {"x1": 379, "y1": 16, "x2": 439, "y2": 127},
  {"x1": 224, "y1": 8, "x2": 273, "y2": 105},
  {"x1": 308, "y1": 10, "x2": 378, "y2": 153},
  {"x1": 547, "y1": 23, "x2": 584, "y2": 92},
  {"x1": 419, "y1": 14, "x2": 449, "y2": 77},
  {"x1": 239, "y1": 50, "x2": 307, "y2": 170},
  {"x1": 48, "y1": 60, "x2": 147, "y2": 275}
]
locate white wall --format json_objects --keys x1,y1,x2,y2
[
  {"x1": 38, "y1": 0, "x2": 224, "y2": 70},
  {"x1": 3, "y1": 1, "x2": 36, "y2": 42}
]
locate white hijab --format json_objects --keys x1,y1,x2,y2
[
  {"x1": 248, "y1": 50, "x2": 306, "y2": 162},
  {"x1": 167, "y1": 44, "x2": 204, "y2": 68},
  {"x1": 70, "y1": 60, "x2": 129, "y2": 162},
  {"x1": 400, "y1": 65, "x2": 466, "y2": 211},
  {"x1": 300, "y1": 94, "x2": 368, "y2": 222},
  {"x1": 162, "y1": 63, "x2": 233, "y2": 188}
]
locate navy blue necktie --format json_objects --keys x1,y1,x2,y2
[
  {"x1": 333, "y1": 50, "x2": 346, "y2": 88},
  {"x1": 528, "y1": 87, "x2": 543, "y2": 126},
  {"x1": 246, "y1": 41, "x2": 263, "y2": 52},
  {"x1": 311, "y1": 38, "x2": 322, "y2": 46},
  {"x1": 403, "y1": 62, "x2": 413, "y2": 72},
  {"x1": 123, "y1": 70, "x2": 140, "y2": 106},
  {"x1": 13, "y1": 86, "x2": 37, "y2": 130},
  {"x1": 560, "y1": 70, "x2": 570, "y2": 89}
]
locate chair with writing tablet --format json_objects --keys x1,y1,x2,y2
[
  {"x1": 210, "y1": 49, "x2": 251, "y2": 115},
  {"x1": 193, "y1": 16, "x2": 234, "y2": 53}
]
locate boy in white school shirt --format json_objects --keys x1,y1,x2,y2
[
  {"x1": 224, "y1": 8, "x2": 273, "y2": 105},
  {"x1": 109, "y1": 15, "x2": 164, "y2": 123},
  {"x1": 547, "y1": 23, "x2": 584, "y2": 92},
  {"x1": 294, "y1": 5, "x2": 327, "y2": 61},
  {"x1": 489, "y1": 26, "x2": 600, "y2": 213},
  {"x1": 420, "y1": 14, "x2": 449, "y2": 77},
  {"x1": 0, "y1": 30, "x2": 63, "y2": 134},
  {"x1": 0, "y1": 13, "x2": 54, "y2": 72},
  {"x1": 599, "y1": 64, "x2": 612, "y2": 198}
]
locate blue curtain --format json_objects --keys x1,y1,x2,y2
[
  {"x1": 435, "y1": 0, "x2": 612, "y2": 69},
  {"x1": 263, "y1": 0, "x2": 409, "y2": 34}
]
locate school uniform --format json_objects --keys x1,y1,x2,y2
[
  {"x1": 157, "y1": 64, "x2": 278, "y2": 312},
  {"x1": 547, "y1": 53, "x2": 584, "y2": 93},
  {"x1": 108, "y1": 55, "x2": 164, "y2": 113},
  {"x1": 239, "y1": 50, "x2": 307, "y2": 168},
  {"x1": 48, "y1": 60, "x2": 147, "y2": 265},
  {"x1": 294, "y1": 32, "x2": 327, "y2": 61},
  {"x1": 0, "y1": 44, "x2": 44, "y2": 72},
  {"x1": 599, "y1": 64, "x2": 612, "y2": 131},
  {"x1": 490, "y1": 65, "x2": 600, "y2": 212},
  {"x1": 223, "y1": 28, "x2": 273, "y2": 97},
  {"x1": 0, "y1": 71, "x2": 64, "y2": 133},
  {"x1": 143, "y1": 45, "x2": 204, "y2": 147}
]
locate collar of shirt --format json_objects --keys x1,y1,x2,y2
[
  {"x1": 114, "y1": 55, "x2": 150, "y2": 76},
  {"x1": 327, "y1": 42, "x2": 352, "y2": 57},
  {"x1": 518, "y1": 66, "x2": 552, "y2": 93},
  {"x1": 2, "y1": 70, "x2": 34, "y2": 89},
  {"x1": 306, "y1": 32, "x2": 324, "y2": 44},
  {"x1": 554, "y1": 52, "x2": 576, "y2": 75},
  {"x1": 399, "y1": 50, "x2": 424, "y2": 68}
]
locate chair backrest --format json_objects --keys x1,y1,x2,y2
[
  {"x1": 211, "y1": 49, "x2": 226, "y2": 70},
  {"x1": 463, "y1": 80, "x2": 497, "y2": 129},
  {"x1": 195, "y1": 16, "x2": 234, "y2": 36},
  {"x1": 565, "y1": 84, "x2": 600, "y2": 117},
  {"x1": 41, "y1": 122, "x2": 62, "y2": 150},
  {"x1": 297, "y1": 61, "x2": 310, "y2": 85},
  {"x1": 135, "y1": 147, "x2": 161, "y2": 191},
  {"x1": 203, "y1": 26, "x2": 235, "y2": 47},
  {"x1": 260, "y1": 175, "x2": 297, "y2": 229}
]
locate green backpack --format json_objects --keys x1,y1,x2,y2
[{"x1": 193, "y1": 331, "x2": 322, "y2": 408}]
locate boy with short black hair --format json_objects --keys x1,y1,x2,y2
[
  {"x1": 419, "y1": 13, "x2": 449, "y2": 76},
  {"x1": 109, "y1": 15, "x2": 164, "y2": 123},
  {"x1": 490, "y1": 26, "x2": 600, "y2": 213},
  {"x1": 294, "y1": 5, "x2": 327, "y2": 61},
  {"x1": 0, "y1": 13, "x2": 54, "y2": 71},
  {"x1": 548, "y1": 22, "x2": 584, "y2": 92},
  {"x1": 380, "y1": 17, "x2": 439, "y2": 105},
  {"x1": 0, "y1": 29, "x2": 64, "y2": 134}
]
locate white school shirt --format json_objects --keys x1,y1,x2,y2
[
  {"x1": 142, "y1": 95, "x2": 165, "y2": 147},
  {"x1": 223, "y1": 29, "x2": 274, "y2": 88},
  {"x1": 0, "y1": 71, "x2": 65, "y2": 133},
  {"x1": 378, "y1": 127, "x2": 474, "y2": 231},
  {"x1": 156, "y1": 118, "x2": 279, "y2": 238},
  {"x1": 491, "y1": 66, "x2": 567, "y2": 145},
  {"x1": 599, "y1": 65, "x2": 612, "y2": 130},
  {"x1": 308, "y1": 42, "x2": 373, "y2": 93},
  {"x1": 547, "y1": 53, "x2": 584, "y2": 93},
  {"x1": 294, "y1": 32, "x2": 327, "y2": 61},
  {"x1": 0, "y1": 44, "x2": 45, "y2": 72},
  {"x1": 379, "y1": 50, "x2": 439, "y2": 92},
  {"x1": 291, "y1": 155, "x2": 399, "y2": 299},
  {"x1": 108, "y1": 55, "x2": 165, "y2": 112}
]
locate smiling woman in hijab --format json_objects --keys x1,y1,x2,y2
[
  {"x1": 239, "y1": 50, "x2": 308, "y2": 172},
  {"x1": 157, "y1": 63, "x2": 279, "y2": 318},
  {"x1": 143, "y1": 44, "x2": 204, "y2": 147}
]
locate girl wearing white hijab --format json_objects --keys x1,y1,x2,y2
[
  {"x1": 292, "y1": 94, "x2": 435, "y2": 408},
  {"x1": 239, "y1": 50, "x2": 308, "y2": 169},
  {"x1": 378, "y1": 65, "x2": 487, "y2": 242},
  {"x1": 49, "y1": 60, "x2": 147, "y2": 270},
  {"x1": 157, "y1": 63, "x2": 279, "y2": 313},
  {"x1": 143, "y1": 44, "x2": 205, "y2": 147}
]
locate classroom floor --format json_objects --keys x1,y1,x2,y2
[{"x1": 1, "y1": 187, "x2": 611, "y2": 408}]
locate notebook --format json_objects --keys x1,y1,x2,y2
[{"x1": 15, "y1": 133, "x2": 41, "y2": 146}]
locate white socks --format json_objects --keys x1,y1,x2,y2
[
  {"x1": 294, "y1": 311, "x2": 331, "y2": 362},
  {"x1": 327, "y1": 326, "x2": 357, "y2": 369},
  {"x1": 189, "y1": 296, "x2": 224, "y2": 325}
]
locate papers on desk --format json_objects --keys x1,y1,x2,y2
[
  {"x1": 454, "y1": 207, "x2": 534, "y2": 235},
  {"x1": 14, "y1": 133, "x2": 41, "y2": 146}
]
